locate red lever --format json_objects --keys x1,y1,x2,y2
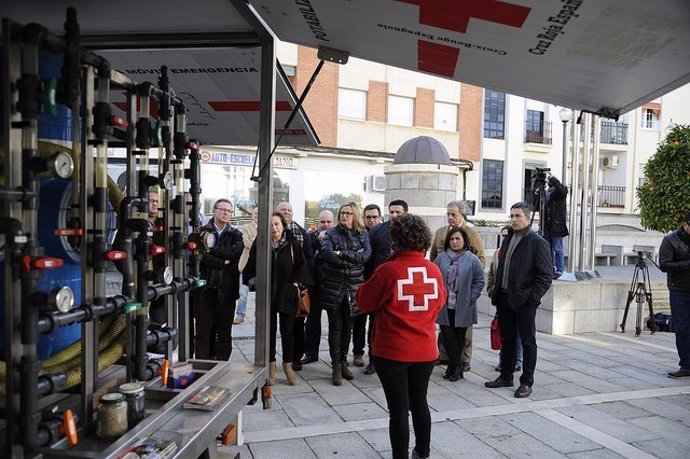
[
  {"x1": 186, "y1": 241, "x2": 198, "y2": 250},
  {"x1": 105, "y1": 250, "x2": 127, "y2": 261},
  {"x1": 150, "y1": 245, "x2": 165, "y2": 256},
  {"x1": 188, "y1": 140, "x2": 199, "y2": 149},
  {"x1": 110, "y1": 115, "x2": 129, "y2": 127},
  {"x1": 60, "y1": 409, "x2": 78, "y2": 446},
  {"x1": 54, "y1": 228, "x2": 84, "y2": 237},
  {"x1": 33, "y1": 257, "x2": 64, "y2": 269}
]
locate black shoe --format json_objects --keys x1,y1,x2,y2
[
  {"x1": 300, "y1": 354, "x2": 318, "y2": 365},
  {"x1": 443, "y1": 365, "x2": 453, "y2": 379},
  {"x1": 484, "y1": 376, "x2": 514, "y2": 388},
  {"x1": 292, "y1": 361, "x2": 302, "y2": 371},
  {"x1": 364, "y1": 363, "x2": 376, "y2": 375},
  {"x1": 515, "y1": 365, "x2": 522, "y2": 372},
  {"x1": 495, "y1": 365, "x2": 502, "y2": 372},
  {"x1": 461, "y1": 362, "x2": 471, "y2": 372},
  {"x1": 514, "y1": 384, "x2": 532, "y2": 398},
  {"x1": 449, "y1": 366, "x2": 463, "y2": 382},
  {"x1": 668, "y1": 368, "x2": 690, "y2": 378}
]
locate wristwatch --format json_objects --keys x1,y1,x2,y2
[{"x1": 335, "y1": 250, "x2": 342, "y2": 256}]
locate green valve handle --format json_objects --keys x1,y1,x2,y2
[
  {"x1": 41, "y1": 78, "x2": 58, "y2": 116},
  {"x1": 154, "y1": 120, "x2": 163, "y2": 147},
  {"x1": 193, "y1": 279, "x2": 207, "y2": 289},
  {"x1": 124, "y1": 302, "x2": 142, "y2": 314}
]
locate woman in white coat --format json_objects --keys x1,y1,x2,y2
[{"x1": 434, "y1": 226, "x2": 485, "y2": 381}]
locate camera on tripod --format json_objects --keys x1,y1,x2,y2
[{"x1": 535, "y1": 167, "x2": 551, "y2": 180}]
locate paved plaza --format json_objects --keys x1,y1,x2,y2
[{"x1": 221, "y1": 265, "x2": 690, "y2": 458}]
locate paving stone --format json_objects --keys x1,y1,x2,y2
[
  {"x1": 431, "y1": 420, "x2": 506, "y2": 457},
  {"x1": 550, "y1": 370, "x2": 626, "y2": 393},
  {"x1": 632, "y1": 438, "x2": 690, "y2": 459},
  {"x1": 427, "y1": 386, "x2": 477, "y2": 412},
  {"x1": 606, "y1": 363, "x2": 678, "y2": 387},
  {"x1": 242, "y1": 403, "x2": 295, "y2": 432},
  {"x1": 588, "y1": 401, "x2": 654, "y2": 420},
  {"x1": 534, "y1": 359, "x2": 571, "y2": 372},
  {"x1": 554, "y1": 405, "x2": 661, "y2": 444},
  {"x1": 247, "y1": 438, "x2": 316, "y2": 458},
  {"x1": 519, "y1": 385, "x2": 563, "y2": 401},
  {"x1": 275, "y1": 392, "x2": 344, "y2": 426},
  {"x1": 444, "y1": 378, "x2": 513, "y2": 407},
  {"x1": 332, "y1": 402, "x2": 388, "y2": 421},
  {"x1": 603, "y1": 374, "x2": 657, "y2": 391},
  {"x1": 305, "y1": 432, "x2": 381, "y2": 458},
  {"x1": 566, "y1": 447, "x2": 626, "y2": 458},
  {"x1": 557, "y1": 359, "x2": 629, "y2": 380},
  {"x1": 541, "y1": 381, "x2": 596, "y2": 398},
  {"x1": 627, "y1": 397, "x2": 690, "y2": 427},
  {"x1": 455, "y1": 416, "x2": 568, "y2": 458},
  {"x1": 308, "y1": 377, "x2": 372, "y2": 406},
  {"x1": 355, "y1": 426, "x2": 391, "y2": 455},
  {"x1": 628, "y1": 415, "x2": 690, "y2": 447},
  {"x1": 504, "y1": 411, "x2": 600, "y2": 454}
]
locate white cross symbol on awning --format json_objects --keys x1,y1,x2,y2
[{"x1": 397, "y1": 266, "x2": 438, "y2": 311}]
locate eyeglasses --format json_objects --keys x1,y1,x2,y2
[
  {"x1": 364, "y1": 215, "x2": 379, "y2": 219},
  {"x1": 215, "y1": 207, "x2": 233, "y2": 213}
]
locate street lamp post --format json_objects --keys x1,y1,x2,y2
[{"x1": 559, "y1": 108, "x2": 571, "y2": 182}]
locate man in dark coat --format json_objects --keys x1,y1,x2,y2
[
  {"x1": 542, "y1": 174, "x2": 568, "y2": 278},
  {"x1": 194, "y1": 198, "x2": 243, "y2": 360},
  {"x1": 485, "y1": 202, "x2": 553, "y2": 398},
  {"x1": 658, "y1": 211, "x2": 690, "y2": 378},
  {"x1": 361, "y1": 199, "x2": 407, "y2": 374}
]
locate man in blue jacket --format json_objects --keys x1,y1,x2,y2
[{"x1": 485, "y1": 202, "x2": 553, "y2": 398}]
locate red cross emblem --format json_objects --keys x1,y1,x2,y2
[
  {"x1": 397, "y1": 267, "x2": 438, "y2": 311},
  {"x1": 396, "y1": 0, "x2": 532, "y2": 77}
]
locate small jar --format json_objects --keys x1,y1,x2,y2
[
  {"x1": 97, "y1": 393, "x2": 128, "y2": 439},
  {"x1": 119, "y1": 382, "x2": 146, "y2": 428}
]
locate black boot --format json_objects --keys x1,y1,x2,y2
[{"x1": 449, "y1": 365, "x2": 462, "y2": 381}]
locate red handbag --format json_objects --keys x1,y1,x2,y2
[{"x1": 490, "y1": 314, "x2": 502, "y2": 350}]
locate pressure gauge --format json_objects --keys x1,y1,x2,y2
[
  {"x1": 48, "y1": 151, "x2": 75, "y2": 179},
  {"x1": 161, "y1": 266, "x2": 173, "y2": 285},
  {"x1": 160, "y1": 171, "x2": 173, "y2": 191},
  {"x1": 53, "y1": 286, "x2": 75, "y2": 313},
  {"x1": 197, "y1": 230, "x2": 216, "y2": 251}
]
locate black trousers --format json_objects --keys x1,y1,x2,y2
[
  {"x1": 303, "y1": 298, "x2": 323, "y2": 358},
  {"x1": 374, "y1": 356, "x2": 435, "y2": 459},
  {"x1": 352, "y1": 312, "x2": 375, "y2": 358},
  {"x1": 270, "y1": 310, "x2": 295, "y2": 363},
  {"x1": 326, "y1": 296, "x2": 352, "y2": 363},
  {"x1": 194, "y1": 288, "x2": 235, "y2": 360},
  {"x1": 439, "y1": 309, "x2": 467, "y2": 368},
  {"x1": 497, "y1": 295, "x2": 538, "y2": 386}
]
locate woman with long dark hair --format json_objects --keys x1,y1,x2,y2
[
  {"x1": 318, "y1": 202, "x2": 371, "y2": 386},
  {"x1": 356, "y1": 214, "x2": 447, "y2": 459},
  {"x1": 435, "y1": 226, "x2": 485, "y2": 381},
  {"x1": 244, "y1": 212, "x2": 309, "y2": 385}
]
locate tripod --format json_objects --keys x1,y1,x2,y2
[{"x1": 620, "y1": 251, "x2": 659, "y2": 336}]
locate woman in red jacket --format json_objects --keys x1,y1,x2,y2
[{"x1": 357, "y1": 214, "x2": 447, "y2": 459}]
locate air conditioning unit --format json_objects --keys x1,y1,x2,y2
[
  {"x1": 602, "y1": 155, "x2": 619, "y2": 168},
  {"x1": 367, "y1": 175, "x2": 386, "y2": 192}
]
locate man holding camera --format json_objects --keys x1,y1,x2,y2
[
  {"x1": 542, "y1": 171, "x2": 568, "y2": 279},
  {"x1": 658, "y1": 211, "x2": 690, "y2": 378}
]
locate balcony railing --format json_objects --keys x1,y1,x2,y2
[
  {"x1": 597, "y1": 185, "x2": 625, "y2": 208},
  {"x1": 600, "y1": 121, "x2": 628, "y2": 144},
  {"x1": 525, "y1": 121, "x2": 552, "y2": 144}
]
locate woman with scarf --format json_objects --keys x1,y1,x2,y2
[
  {"x1": 435, "y1": 226, "x2": 485, "y2": 381},
  {"x1": 318, "y1": 202, "x2": 371, "y2": 386},
  {"x1": 244, "y1": 212, "x2": 309, "y2": 386}
]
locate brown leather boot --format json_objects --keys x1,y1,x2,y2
[
  {"x1": 341, "y1": 362, "x2": 354, "y2": 381},
  {"x1": 283, "y1": 362, "x2": 298, "y2": 385},
  {"x1": 332, "y1": 362, "x2": 343, "y2": 386},
  {"x1": 268, "y1": 361, "x2": 276, "y2": 386}
]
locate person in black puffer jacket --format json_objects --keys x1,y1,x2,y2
[
  {"x1": 658, "y1": 211, "x2": 690, "y2": 378},
  {"x1": 543, "y1": 174, "x2": 568, "y2": 278},
  {"x1": 319, "y1": 202, "x2": 372, "y2": 386}
]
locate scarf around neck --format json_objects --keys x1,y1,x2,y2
[{"x1": 444, "y1": 248, "x2": 465, "y2": 292}]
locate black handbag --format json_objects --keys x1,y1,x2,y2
[{"x1": 347, "y1": 290, "x2": 362, "y2": 317}]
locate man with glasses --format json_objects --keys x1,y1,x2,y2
[
  {"x1": 361, "y1": 199, "x2": 408, "y2": 375},
  {"x1": 352, "y1": 204, "x2": 383, "y2": 368},
  {"x1": 485, "y1": 202, "x2": 552, "y2": 398},
  {"x1": 194, "y1": 198, "x2": 243, "y2": 360}
]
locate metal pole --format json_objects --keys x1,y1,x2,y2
[
  {"x1": 588, "y1": 115, "x2": 601, "y2": 270},
  {"x1": 561, "y1": 120, "x2": 568, "y2": 184},
  {"x1": 578, "y1": 113, "x2": 592, "y2": 272},
  {"x1": 567, "y1": 116, "x2": 581, "y2": 274}
]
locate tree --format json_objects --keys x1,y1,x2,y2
[{"x1": 637, "y1": 124, "x2": 690, "y2": 233}]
